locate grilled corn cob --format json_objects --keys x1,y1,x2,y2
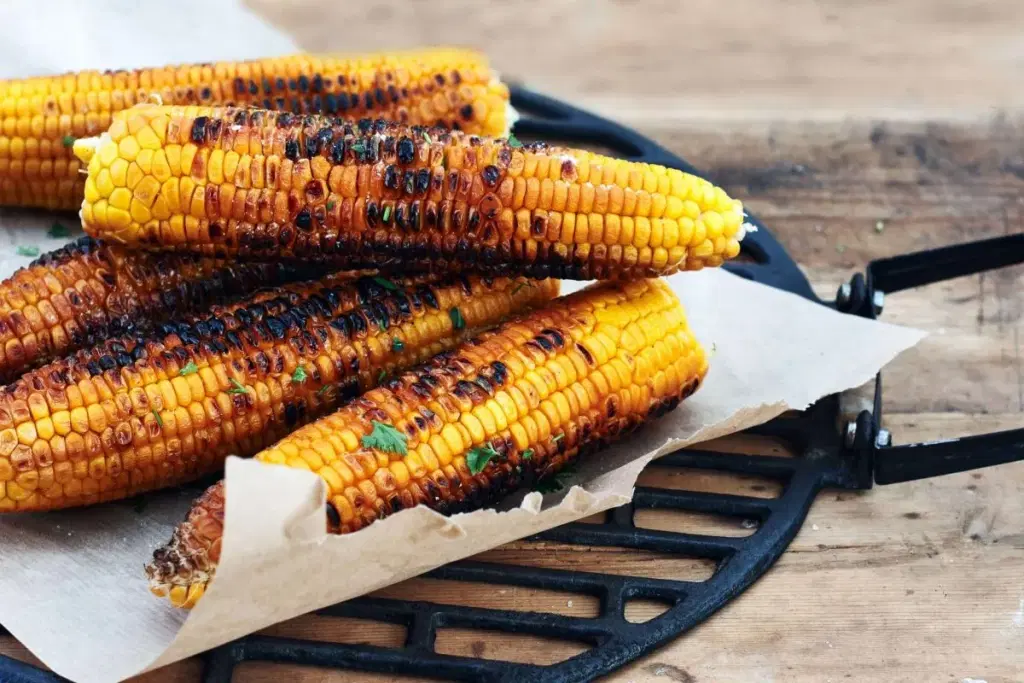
[
  {"x1": 75, "y1": 104, "x2": 747, "y2": 279},
  {"x1": 147, "y1": 277, "x2": 707, "y2": 607},
  {"x1": 0, "y1": 273, "x2": 556, "y2": 512},
  {"x1": 0, "y1": 236, "x2": 325, "y2": 384},
  {"x1": 1, "y1": 48, "x2": 509, "y2": 210}
]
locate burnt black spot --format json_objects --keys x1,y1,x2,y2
[
  {"x1": 468, "y1": 210, "x2": 480, "y2": 232},
  {"x1": 489, "y1": 360, "x2": 509, "y2": 387},
  {"x1": 233, "y1": 77, "x2": 246, "y2": 94},
  {"x1": 425, "y1": 205, "x2": 437, "y2": 227},
  {"x1": 482, "y1": 165, "x2": 500, "y2": 187},
  {"x1": 396, "y1": 137, "x2": 415, "y2": 164},
  {"x1": 408, "y1": 202, "x2": 420, "y2": 230},
  {"x1": 284, "y1": 139, "x2": 300, "y2": 161},
  {"x1": 295, "y1": 208, "x2": 312, "y2": 231},
  {"x1": 532, "y1": 215, "x2": 547, "y2": 236},
  {"x1": 403, "y1": 170, "x2": 416, "y2": 195},
  {"x1": 284, "y1": 403, "x2": 300, "y2": 427},
  {"x1": 200, "y1": 87, "x2": 212, "y2": 100},
  {"x1": 460, "y1": 104, "x2": 474, "y2": 121},
  {"x1": 415, "y1": 168, "x2": 430, "y2": 194},
  {"x1": 541, "y1": 328, "x2": 565, "y2": 347},
  {"x1": 384, "y1": 165, "x2": 399, "y2": 190},
  {"x1": 248, "y1": 80, "x2": 259, "y2": 95},
  {"x1": 190, "y1": 116, "x2": 208, "y2": 143},
  {"x1": 326, "y1": 139, "x2": 344, "y2": 164},
  {"x1": 325, "y1": 502, "x2": 341, "y2": 527},
  {"x1": 297, "y1": 75, "x2": 310, "y2": 92},
  {"x1": 366, "y1": 201, "x2": 379, "y2": 227},
  {"x1": 420, "y1": 287, "x2": 439, "y2": 309}
]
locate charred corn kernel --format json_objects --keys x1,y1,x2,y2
[
  {"x1": 0, "y1": 273, "x2": 556, "y2": 514},
  {"x1": 147, "y1": 278, "x2": 706, "y2": 607},
  {"x1": 0, "y1": 236, "x2": 326, "y2": 384},
  {"x1": 79, "y1": 105, "x2": 746, "y2": 280},
  {"x1": 0, "y1": 48, "x2": 509, "y2": 210}
]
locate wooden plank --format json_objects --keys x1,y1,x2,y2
[{"x1": 245, "y1": 0, "x2": 1024, "y2": 119}]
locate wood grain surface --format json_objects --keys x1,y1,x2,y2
[{"x1": 5, "y1": 1, "x2": 1024, "y2": 681}]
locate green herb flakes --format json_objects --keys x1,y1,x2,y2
[
  {"x1": 466, "y1": 443, "x2": 500, "y2": 475},
  {"x1": 373, "y1": 276, "x2": 399, "y2": 291},
  {"x1": 48, "y1": 222, "x2": 72, "y2": 239},
  {"x1": 450, "y1": 307, "x2": 465, "y2": 330},
  {"x1": 361, "y1": 420, "x2": 408, "y2": 456},
  {"x1": 227, "y1": 379, "x2": 248, "y2": 395}
]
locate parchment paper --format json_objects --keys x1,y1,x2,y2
[{"x1": 0, "y1": 4, "x2": 925, "y2": 681}]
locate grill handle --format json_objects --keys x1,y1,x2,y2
[
  {"x1": 838, "y1": 234, "x2": 1024, "y2": 485},
  {"x1": 874, "y1": 428, "x2": 1024, "y2": 484}
]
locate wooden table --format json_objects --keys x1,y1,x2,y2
[{"x1": 4, "y1": 1, "x2": 1023, "y2": 680}]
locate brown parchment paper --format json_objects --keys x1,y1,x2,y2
[
  {"x1": 0, "y1": 6, "x2": 924, "y2": 680},
  {"x1": 0, "y1": 266, "x2": 924, "y2": 683}
]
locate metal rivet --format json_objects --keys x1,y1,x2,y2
[
  {"x1": 875, "y1": 429, "x2": 892, "y2": 448},
  {"x1": 844, "y1": 421, "x2": 858, "y2": 448},
  {"x1": 872, "y1": 290, "x2": 885, "y2": 315},
  {"x1": 836, "y1": 282, "x2": 852, "y2": 307}
]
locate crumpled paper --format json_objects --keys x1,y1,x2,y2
[
  {"x1": 0, "y1": 266, "x2": 924, "y2": 683},
  {"x1": 0, "y1": 4, "x2": 926, "y2": 681}
]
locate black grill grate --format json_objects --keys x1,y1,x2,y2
[{"x1": 1, "y1": 86, "x2": 1022, "y2": 683}]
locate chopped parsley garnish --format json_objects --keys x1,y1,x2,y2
[
  {"x1": 535, "y1": 463, "x2": 577, "y2": 494},
  {"x1": 361, "y1": 420, "x2": 408, "y2": 456},
  {"x1": 227, "y1": 379, "x2": 248, "y2": 395},
  {"x1": 521, "y1": 448, "x2": 534, "y2": 461},
  {"x1": 152, "y1": 410, "x2": 163, "y2": 427},
  {"x1": 373, "y1": 276, "x2": 399, "y2": 291},
  {"x1": 378, "y1": 369, "x2": 388, "y2": 383},
  {"x1": 422, "y1": 131, "x2": 432, "y2": 144},
  {"x1": 326, "y1": 199, "x2": 336, "y2": 211},
  {"x1": 292, "y1": 366, "x2": 308, "y2": 384},
  {"x1": 392, "y1": 338, "x2": 405, "y2": 352},
  {"x1": 382, "y1": 205, "x2": 392, "y2": 223},
  {"x1": 317, "y1": 384, "x2": 334, "y2": 397},
  {"x1": 179, "y1": 361, "x2": 199, "y2": 376},
  {"x1": 466, "y1": 443, "x2": 500, "y2": 475},
  {"x1": 508, "y1": 134, "x2": 523, "y2": 149},
  {"x1": 449, "y1": 307, "x2": 465, "y2": 330},
  {"x1": 62, "y1": 135, "x2": 76, "y2": 148},
  {"x1": 15, "y1": 246, "x2": 39, "y2": 257},
  {"x1": 48, "y1": 222, "x2": 71, "y2": 238},
  {"x1": 511, "y1": 280, "x2": 534, "y2": 295},
  {"x1": 553, "y1": 433, "x2": 564, "y2": 443}
]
